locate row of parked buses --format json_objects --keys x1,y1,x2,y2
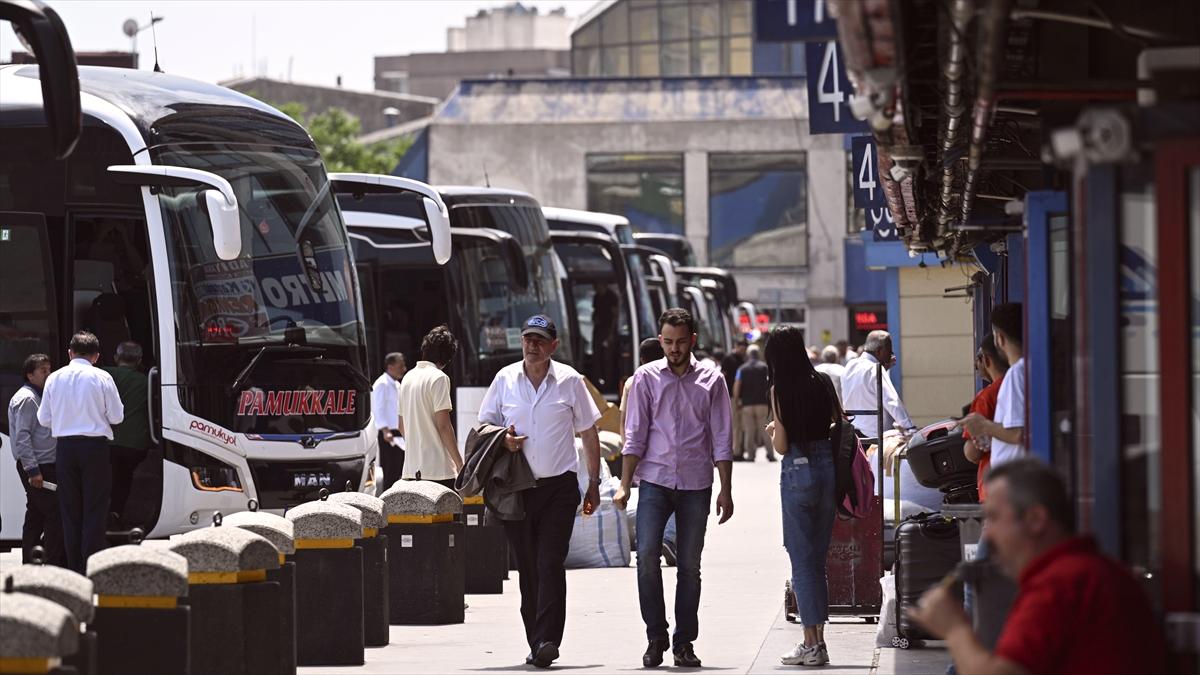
[{"x1": 0, "y1": 1, "x2": 754, "y2": 544}]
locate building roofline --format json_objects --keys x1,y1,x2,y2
[
  {"x1": 571, "y1": 0, "x2": 617, "y2": 36},
  {"x1": 218, "y1": 75, "x2": 440, "y2": 105}
]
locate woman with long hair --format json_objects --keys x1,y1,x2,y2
[{"x1": 765, "y1": 325, "x2": 838, "y2": 667}]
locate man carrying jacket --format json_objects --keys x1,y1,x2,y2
[{"x1": 477, "y1": 314, "x2": 603, "y2": 669}]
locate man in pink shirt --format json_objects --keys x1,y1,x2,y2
[{"x1": 615, "y1": 308, "x2": 734, "y2": 669}]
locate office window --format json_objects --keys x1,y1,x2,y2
[
  {"x1": 587, "y1": 153, "x2": 685, "y2": 235},
  {"x1": 725, "y1": 0, "x2": 752, "y2": 34},
  {"x1": 691, "y1": 1, "x2": 720, "y2": 38},
  {"x1": 661, "y1": 41, "x2": 690, "y2": 75},
  {"x1": 634, "y1": 43, "x2": 660, "y2": 76},
  {"x1": 660, "y1": 3, "x2": 689, "y2": 41},
  {"x1": 692, "y1": 38, "x2": 721, "y2": 75},
  {"x1": 709, "y1": 153, "x2": 808, "y2": 268},
  {"x1": 602, "y1": 45, "x2": 631, "y2": 76},
  {"x1": 601, "y1": 1, "x2": 630, "y2": 44},
  {"x1": 725, "y1": 36, "x2": 752, "y2": 75},
  {"x1": 631, "y1": 5, "x2": 659, "y2": 42},
  {"x1": 574, "y1": 47, "x2": 600, "y2": 76}
]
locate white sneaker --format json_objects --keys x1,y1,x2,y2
[{"x1": 780, "y1": 642, "x2": 829, "y2": 666}]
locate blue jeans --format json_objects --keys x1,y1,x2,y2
[
  {"x1": 780, "y1": 440, "x2": 836, "y2": 626},
  {"x1": 636, "y1": 481, "x2": 712, "y2": 647}
]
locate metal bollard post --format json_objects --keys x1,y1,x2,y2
[
  {"x1": 328, "y1": 489, "x2": 390, "y2": 647},
  {"x1": 0, "y1": 579, "x2": 79, "y2": 675},
  {"x1": 379, "y1": 481, "x2": 465, "y2": 624},
  {"x1": 169, "y1": 513, "x2": 281, "y2": 675},
  {"x1": 4, "y1": 546, "x2": 98, "y2": 675},
  {"x1": 461, "y1": 496, "x2": 507, "y2": 594},
  {"x1": 225, "y1": 501, "x2": 297, "y2": 675},
  {"x1": 286, "y1": 496, "x2": 365, "y2": 666},
  {"x1": 87, "y1": 545, "x2": 190, "y2": 675}
]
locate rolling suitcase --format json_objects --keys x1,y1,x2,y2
[{"x1": 893, "y1": 512, "x2": 962, "y2": 648}]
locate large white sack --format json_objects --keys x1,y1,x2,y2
[{"x1": 565, "y1": 501, "x2": 632, "y2": 568}]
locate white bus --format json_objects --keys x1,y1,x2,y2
[{"x1": 0, "y1": 65, "x2": 449, "y2": 541}]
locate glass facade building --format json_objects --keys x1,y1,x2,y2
[{"x1": 571, "y1": 0, "x2": 806, "y2": 78}]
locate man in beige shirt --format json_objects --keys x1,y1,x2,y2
[{"x1": 398, "y1": 326, "x2": 463, "y2": 487}]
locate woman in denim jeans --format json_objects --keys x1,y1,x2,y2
[{"x1": 764, "y1": 326, "x2": 837, "y2": 667}]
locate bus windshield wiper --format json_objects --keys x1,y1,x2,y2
[{"x1": 229, "y1": 342, "x2": 326, "y2": 394}]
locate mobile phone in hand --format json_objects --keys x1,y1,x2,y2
[{"x1": 41, "y1": 481, "x2": 57, "y2": 492}]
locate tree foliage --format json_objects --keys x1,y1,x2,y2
[{"x1": 269, "y1": 101, "x2": 413, "y2": 174}]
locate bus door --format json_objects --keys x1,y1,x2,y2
[{"x1": 551, "y1": 231, "x2": 636, "y2": 399}]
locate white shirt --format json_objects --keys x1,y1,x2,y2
[
  {"x1": 478, "y1": 359, "x2": 601, "y2": 479},
  {"x1": 840, "y1": 353, "x2": 914, "y2": 439},
  {"x1": 371, "y1": 372, "x2": 401, "y2": 432},
  {"x1": 398, "y1": 362, "x2": 455, "y2": 480},
  {"x1": 37, "y1": 358, "x2": 124, "y2": 439},
  {"x1": 990, "y1": 356, "x2": 1027, "y2": 466},
  {"x1": 814, "y1": 362, "x2": 845, "y2": 400}
]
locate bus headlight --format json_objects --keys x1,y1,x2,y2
[{"x1": 191, "y1": 465, "x2": 243, "y2": 492}]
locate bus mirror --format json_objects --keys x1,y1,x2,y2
[
  {"x1": 422, "y1": 196, "x2": 452, "y2": 265},
  {"x1": 2, "y1": 0, "x2": 81, "y2": 159},
  {"x1": 107, "y1": 164, "x2": 244, "y2": 260},
  {"x1": 204, "y1": 189, "x2": 242, "y2": 260},
  {"x1": 327, "y1": 173, "x2": 452, "y2": 266}
]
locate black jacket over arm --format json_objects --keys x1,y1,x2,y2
[{"x1": 454, "y1": 423, "x2": 537, "y2": 520}]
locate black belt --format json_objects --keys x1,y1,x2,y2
[{"x1": 535, "y1": 470, "x2": 576, "y2": 487}]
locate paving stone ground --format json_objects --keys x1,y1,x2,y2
[{"x1": 0, "y1": 459, "x2": 954, "y2": 674}]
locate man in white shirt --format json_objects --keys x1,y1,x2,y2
[
  {"x1": 963, "y1": 303, "x2": 1026, "y2": 466},
  {"x1": 840, "y1": 330, "x2": 916, "y2": 440},
  {"x1": 398, "y1": 326, "x2": 463, "y2": 487},
  {"x1": 478, "y1": 314, "x2": 603, "y2": 669},
  {"x1": 371, "y1": 352, "x2": 406, "y2": 493},
  {"x1": 814, "y1": 345, "x2": 846, "y2": 399},
  {"x1": 37, "y1": 332, "x2": 124, "y2": 573}
]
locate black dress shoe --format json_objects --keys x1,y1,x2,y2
[
  {"x1": 673, "y1": 643, "x2": 702, "y2": 668},
  {"x1": 525, "y1": 652, "x2": 534, "y2": 665},
  {"x1": 531, "y1": 641, "x2": 558, "y2": 668},
  {"x1": 642, "y1": 639, "x2": 670, "y2": 668}
]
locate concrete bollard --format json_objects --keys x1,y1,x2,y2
[
  {"x1": 4, "y1": 553, "x2": 97, "y2": 675},
  {"x1": 0, "y1": 588, "x2": 79, "y2": 675},
  {"x1": 462, "y1": 495, "x2": 508, "y2": 594},
  {"x1": 286, "y1": 499, "x2": 365, "y2": 666},
  {"x1": 328, "y1": 490, "x2": 390, "y2": 647},
  {"x1": 380, "y1": 481, "x2": 465, "y2": 624},
  {"x1": 169, "y1": 515, "x2": 281, "y2": 675},
  {"x1": 87, "y1": 545, "x2": 189, "y2": 675},
  {"x1": 224, "y1": 507, "x2": 297, "y2": 675}
]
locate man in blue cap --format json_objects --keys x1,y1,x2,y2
[{"x1": 478, "y1": 314, "x2": 604, "y2": 669}]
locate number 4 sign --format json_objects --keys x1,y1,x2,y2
[
  {"x1": 805, "y1": 40, "x2": 867, "y2": 135},
  {"x1": 851, "y1": 136, "x2": 879, "y2": 208}
]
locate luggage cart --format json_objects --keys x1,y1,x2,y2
[{"x1": 828, "y1": 361, "x2": 886, "y2": 621}]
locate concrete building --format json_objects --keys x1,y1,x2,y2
[
  {"x1": 221, "y1": 77, "x2": 437, "y2": 135},
  {"x1": 374, "y1": 50, "x2": 570, "y2": 100},
  {"x1": 402, "y1": 76, "x2": 851, "y2": 342},
  {"x1": 375, "y1": 2, "x2": 572, "y2": 99},
  {"x1": 448, "y1": 2, "x2": 572, "y2": 52}
]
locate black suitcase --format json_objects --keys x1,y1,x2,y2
[{"x1": 894, "y1": 513, "x2": 962, "y2": 648}]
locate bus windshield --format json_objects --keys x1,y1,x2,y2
[
  {"x1": 155, "y1": 144, "x2": 361, "y2": 348},
  {"x1": 451, "y1": 203, "x2": 574, "y2": 365},
  {"x1": 154, "y1": 143, "x2": 368, "y2": 434}
]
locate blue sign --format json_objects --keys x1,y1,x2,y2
[
  {"x1": 754, "y1": 0, "x2": 838, "y2": 42},
  {"x1": 868, "y1": 205, "x2": 900, "y2": 242},
  {"x1": 805, "y1": 40, "x2": 868, "y2": 134}
]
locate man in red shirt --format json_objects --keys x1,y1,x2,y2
[
  {"x1": 963, "y1": 334, "x2": 1008, "y2": 502},
  {"x1": 909, "y1": 459, "x2": 1167, "y2": 675}
]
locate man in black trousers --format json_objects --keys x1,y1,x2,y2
[
  {"x1": 477, "y1": 315, "x2": 603, "y2": 669},
  {"x1": 38, "y1": 332, "x2": 124, "y2": 573},
  {"x1": 7, "y1": 353, "x2": 65, "y2": 565}
]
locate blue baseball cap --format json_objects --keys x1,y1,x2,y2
[{"x1": 521, "y1": 314, "x2": 557, "y2": 340}]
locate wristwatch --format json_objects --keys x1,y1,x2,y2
[{"x1": 588, "y1": 478, "x2": 602, "y2": 485}]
